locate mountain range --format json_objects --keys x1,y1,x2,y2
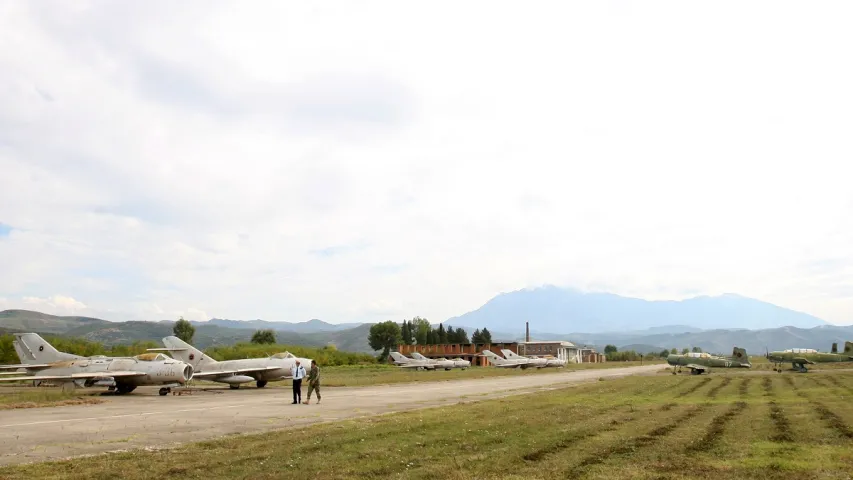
[
  {"x1": 1, "y1": 286, "x2": 849, "y2": 357},
  {"x1": 444, "y1": 286, "x2": 830, "y2": 333}
]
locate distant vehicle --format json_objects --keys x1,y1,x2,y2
[
  {"x1": 481, "y1": 350, "x2": 531, "y2": 368},
  {"x1": 0, "y1": 333, "x2": 193, "y2": 395},
  {"x1": 501, "y1": 349, "x2": 548, "y2": 368},
  {"x1": 148, "y1": 336, "x2": 312, "y2": 389},
  {"x1": 666, "y1": 347, "x2": 751, "y2": 375},
  {"x1": 766, "y1": 342, "x2": 853, "y2": 372},
  {"x1": 389, "y1": 351, "x2": 437, "y2": 370}
]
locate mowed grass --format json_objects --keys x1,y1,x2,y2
[
  {"x1": 3, "y1": 369, "x2": 853, "y2": 479},
  {"x1": 194, "y1": 360, "x2": 666, "y2": 388},
  {"x1": 0, "y1": 387, "x2": 104, "y2": 409}
]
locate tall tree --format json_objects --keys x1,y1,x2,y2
[
  {"x1": 401, "y1": 320, "x2": 411, "y2": 345},
  {"x1": 438, "y1": 323, "x2": 447, "y2": 344},
  {"x1": 691, "y1": 346, "x2": 702, "y2": 353},
  {"x1": 481, "y1": 327, "x2": 492, "y2": 344},
  {"x1": 368, "y1": 321, "x2": 402, "y2": 361},
  {"x1": 659, "y1": 349, "x2": 670, "y2": 358},
  {"x1": 455, "y1": 327, "x2": 470, "y2": 343},
  {"x1": 173, "y1": 316, "x2": 196, "y2": 343},
  {"x1": 604, "y1": 345, "x2": 618, "y2": 354},
  {"x1": 251, "y1": 329, "x2": 276, "y2": 344},
  {"x1": 411, "y1": 317, "x2": 430, "y2": 345},
  {"x1": 472, "y1": 328, "x2": 482, "y2": 343},
  {"x1": 446, "y1": 326, "x2": 456, "y2": 342}
]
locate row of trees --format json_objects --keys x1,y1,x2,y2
[
  {"x1": 369, "y1": 318, "x2": 496, "y2": 360},
  {"x1": 174, "y1": 317, "x2": 278, "y2": 345},
  {"x1": 603, "y1": 344, "x2": 705, "y2": 362}
]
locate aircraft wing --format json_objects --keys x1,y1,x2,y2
[
  {"x1": 147, "y1": 347, "x2": 190, "y2": 352},
  {"x1": 793, "y1": 357, "x2": 816, "y2": 365},
  {"x1": 0, "y1": 363, "x2": 53, "y2": 370},
  {"x1": 684, "y1": 363, "x2": 708, "y2": 372},
  {"x1": 0, "y1": 371, "x2": 147, "y2": 382},
  {"x1": 192, "y1": 366, "x2": 282, "y2": 379}
]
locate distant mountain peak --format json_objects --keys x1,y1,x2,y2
[{"x1": 445, "y1": 285, "x2": 828, "y2": 334}]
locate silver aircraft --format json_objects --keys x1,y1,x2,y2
[
  {"x1": 409, "y1": 352, "x2": 456, "y2": 370},
  {"x1": 481, "y1": 349, "x2": 531, "y2": 368},
  {"x1": 501, "y1": 349, "x2": 548, "y2": 368},
  {"x1": 148, "y1": 336, "x2": 312, "y2": 389},
  {"x1": 0, "y1": 333, "x2": 193, "y2": 395},
  {"x1": 389, "y1": 351, "x2": 437, "y2": 370}
]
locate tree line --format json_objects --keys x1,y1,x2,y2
[
  {"x1": 369, "y1": 317, "x2": 496, "y2": 360},
  {"x1": 602, "y1": 344, "x2": 706, "y2": 362}
]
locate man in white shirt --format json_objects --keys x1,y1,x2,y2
[{"x1": 291, "y1": 360, "x2": 306, "y2": 404}]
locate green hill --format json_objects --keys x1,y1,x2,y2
[{"x1": 0, "y1": 309, "x2": 110, "y2": 334}]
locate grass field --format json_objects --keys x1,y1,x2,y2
[
  {"x1": 3, "y1": 369, "x2": 852, "y2": 479},
  {"x1": 0, "y1": 388, "x2": 104, "y2": 409}
]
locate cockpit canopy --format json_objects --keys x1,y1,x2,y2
[
  {"x1": 271, "y1": 352, "x2": 297, "y2": 359},
  {"x1": 686, "y1": 352, "x2": 711, "y2": 358},
  {"x1": 783, "y1": 348, "x2": 817, "y2": 353},
  {"x1": 134, "y1": 352, "x2": 170, "y2": 361}
]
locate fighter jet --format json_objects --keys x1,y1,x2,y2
[
  {"x1": 0, "y1": 333, "x2": 193, "y2": 395},
  {"x1": 537, "y1": 355, "x2": 568, "y2": 368},
  {"x1": 766, "y1": 342, "x2": 853, "y2": 373},
  {"x1": 482, "y1": 349, "x2": 531, "y2": 368},
  {"x1": 448, "y1": 357, "x2": 471, "y2": 369},
  {"x1": 148, "y1": 336, "x2": 312, "y2": 389},
  {"x1": 501, "y1": 349, "x2": 548, "y2": 368},
  {"x1": 409, "y1": 352, "x2": 455, "y2": 370},
  {"x1": 666, "y1": 347, "x2": 751, "y2": 375},
  {"x1": 389, "y1": 351, "x2": 437, "y2": 370}
]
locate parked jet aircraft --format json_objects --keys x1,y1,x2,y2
[
  {"x1": 409, "y1": 352, "x2": 455, "y2": 370},
  {"x1": 0, "y1": 333, "x2": 193, "y2": 395},
  {"x1": 482, "y1": 349, "x2": 531, "y2": 368},
  {"x1": 666, "y1": 347, "x2": 751, "y2": 374},
  {"x1": 766, "y1": 342, "x2": 853, "y2": 372},
  {"x1": 447, "y1": 357, "x2": 471, "y2": 369},
  {"x1": 148, "y1": 336, "x2": 312, "y2": 389},
  {"x1": 501, "y1": 349, "x2": 548, "y2": 368},
  {"x1": 389, "y1": 351, "x2": 437, "y2": 370},
  {"x1": 536, "y1": 355, "x2": 568, "y2": 368}
]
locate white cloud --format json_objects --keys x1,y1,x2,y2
[
  {"x1": 0, "y1": 1, "x2": 851, "y2": 325},
  {"x1": 21, "y1": 295, "x2": 87, "y2": 314}
]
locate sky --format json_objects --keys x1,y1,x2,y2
[{"x1": 0, "y1": 1, "x2": 851, "y2": 325}]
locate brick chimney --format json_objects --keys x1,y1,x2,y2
[{"x1": 526, "y1": 321, "x2": 530, "y2": 342}]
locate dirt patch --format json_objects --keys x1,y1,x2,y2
[
  {"x1": 0, "y1": 397, "x2": 105, "y2": 410},
  {"x1": 738, "y1": 377, "x2": 751, "y2": 398},
  {"x1": 680, "y1": 377, "x2": 713, "y2": 397},
  {"x1": 768, "y1": 401, "x2": 793, "y2": 443},
  {"x1": 813, "y1": 402, "x2": 853, "y2": 440},
  {"x1": 782, "y1": 375, "x2": 797, "y2": 391},
  {"x1": 706, "y1": 377, "x2": 732, "y2": 399},
  {"x1": 686, "y1": 401, "x2": 747, "y2": 451},
  {"x1": 571, "y1": 405, "x2": 707, "y2": 472},
  {"x1": 762, "y1": 376, "x2": 772, "y2": 396}
]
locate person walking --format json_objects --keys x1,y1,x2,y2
[
  {"x1": 304, "y1": 360, "x2": 321, "y2": 405},
  {"x1": 291, "y1": 359, "x2": 306, "y2": 404}
]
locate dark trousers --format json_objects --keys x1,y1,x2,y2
[{"x1": 292, "y1": 379, "x2": 302, "y2": 403}]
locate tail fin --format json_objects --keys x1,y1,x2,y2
[
  {"x1": 844, "y1": 341, "x2": 853, "y2": 354},
  {"x1": 501, "y1": 349, "x2": 520, "y2": 359},
  {"x1": 481, "y1": 350, "x2": 507, "y2": 365},
  {"x1": 410, "y1": 352, "x2": 428, "y2": 361},
  {"x1": 832, "y1": 342, "x2": 838, "y2": 354},
  {"x1": 732, "y1": 347, "x2": 748, "y2": 361},
  {"x1": 13, "y1": 333, "x2": 81, "y2": 364},
  {"x1": 389, "y1": 352, "x2": 410, "y2": 363},
  {"x1": 153, "y1": 336, "x2": 218, "y2": 371}
]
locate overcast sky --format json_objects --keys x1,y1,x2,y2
[{"x1": 1, "y1": 1, "x2": 851, "y2": 325}]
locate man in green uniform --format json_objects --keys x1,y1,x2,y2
[{"x1": 304, "y1": 360, "x2": 321, "y2": 404}]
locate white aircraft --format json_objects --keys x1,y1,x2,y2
[
  {"x1": 389, "y1": 351, "x2": 437, "y2": 370},
  {"x1": 501, "y1": 349, "x2": 548, "y2": 368},
  {"x1": 539, "y1": 355, "x2": 568, "y2": 368},
  {"x1": 481, "y1": 349, "x2": 531, "y2": 368},
  {"x1": 448, "y1": 357, "x2": 471, "y2": 369},
  {"x1": 0, "y1": 333, "x2": 193, "y2": 395},
  {"x1": 409, "y1": 352, "x2": 455, "y2": 370},
  {"x1": 148, "y1": 336, "x2": 312, "y2": 389}
]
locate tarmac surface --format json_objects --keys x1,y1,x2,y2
[{"x1": 0, "y1": 364, "x2": 665, "y2": 466}]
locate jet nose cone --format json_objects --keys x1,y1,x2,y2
[{"x1": 183, "y1": 364, "x2": 194, "y2": 382}]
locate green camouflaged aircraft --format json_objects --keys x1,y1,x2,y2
[
  {"x1": 666, "y1": 347, "x2": 751, "y2": 375},
  {"x1": 766, "y1": 341, "x2": 853, "y2": 372}
]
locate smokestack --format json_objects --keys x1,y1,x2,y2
[{"x1": 526, "y1": 321, "x2": 530, "y2": 342}]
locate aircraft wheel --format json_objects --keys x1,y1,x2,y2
[
  {"x1": 158, "y1": 387, "x2": 170, "y2": 396},
  {"x1": 116, "y1": 385, "x2": 136, "y2": 395},
  {"x1": 229, "y1": 384, "x2": 240, "y2": 390},
  {"x1": 256, "y1": 381, "x2": 268, "y2": 388}
]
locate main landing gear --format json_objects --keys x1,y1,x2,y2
[{"x1": 256, "y1": 381, "x2": 268, "y2": 388}]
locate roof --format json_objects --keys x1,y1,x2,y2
[{"x1": 519, "y1": 340, "x2": 576, "y2": 348}]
